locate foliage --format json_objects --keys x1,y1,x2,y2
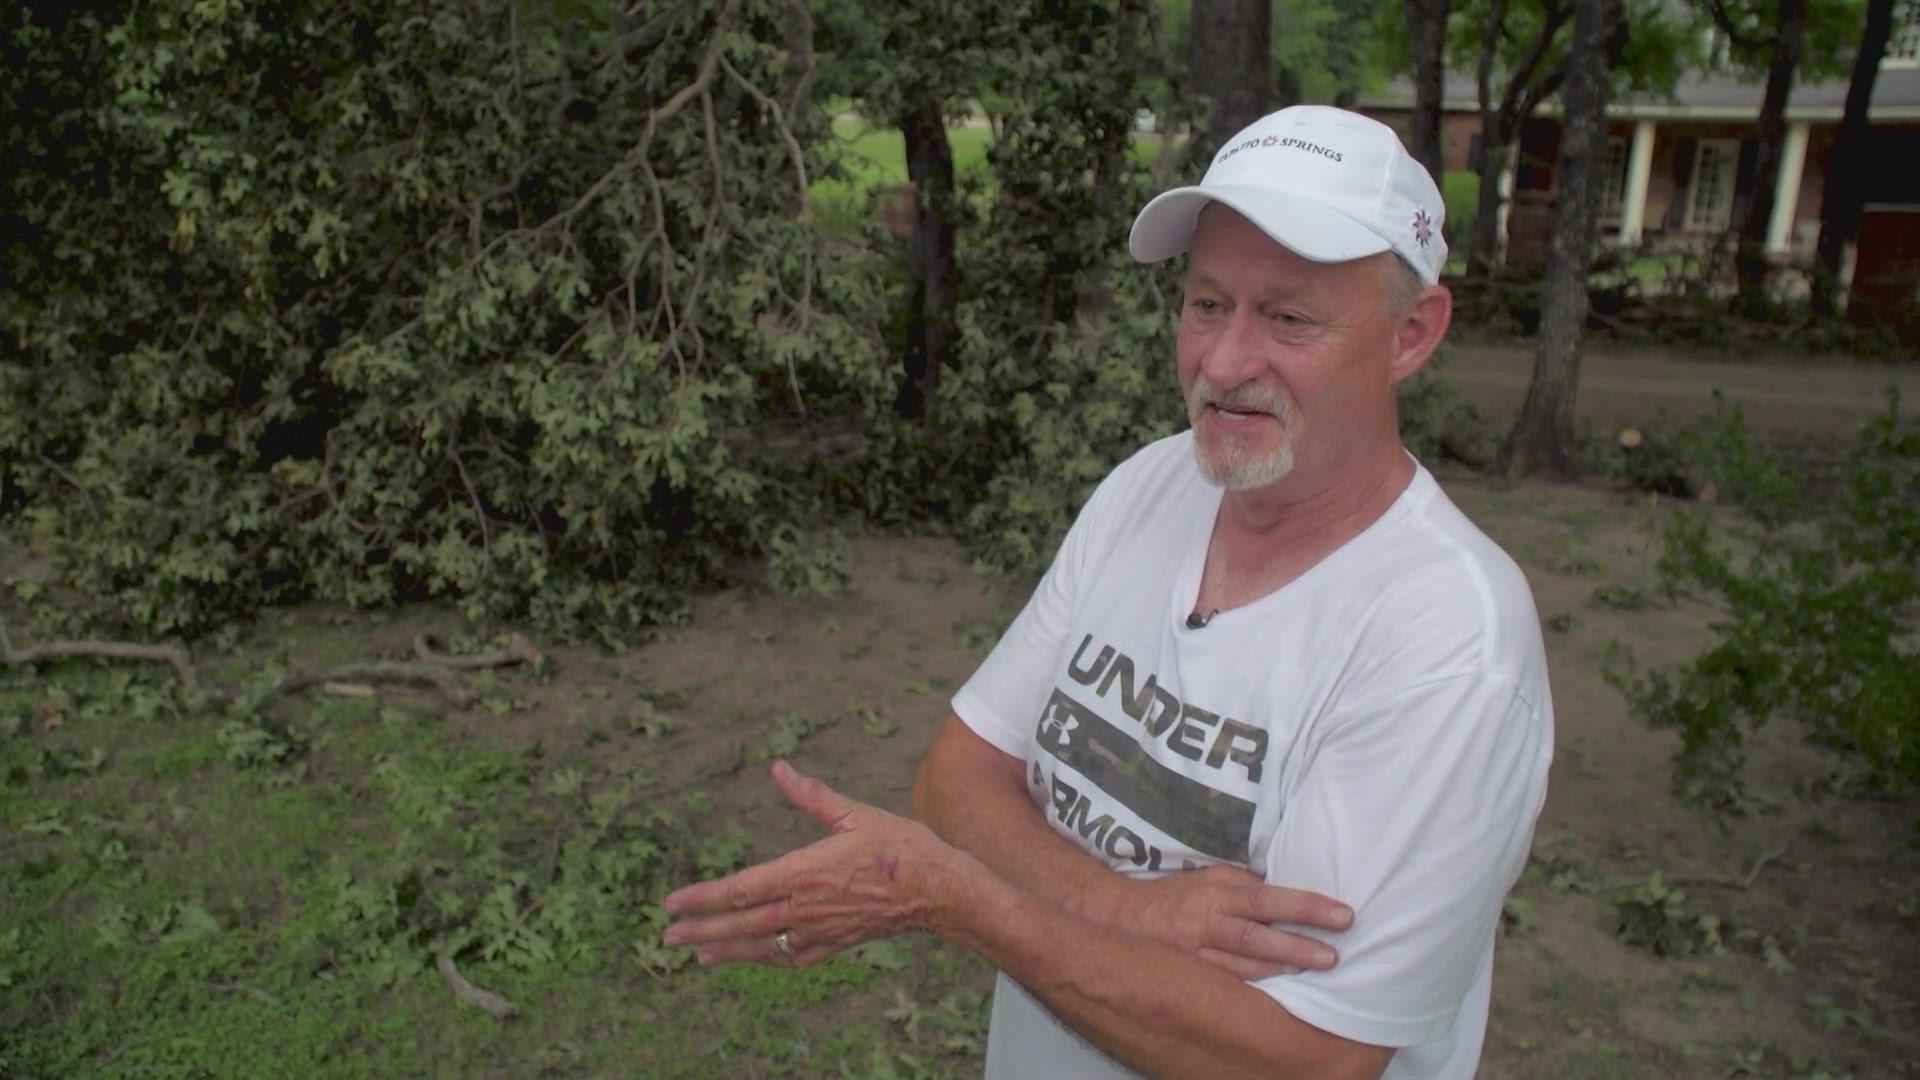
[
  {"x1": 820, "y1": 0, "x2": 1196, "y2": 575},
  {"x1": 1156, "y1": 0, "x2": 1403, "y2": 105},
  {"x1": 1611, "y1": 871, "x2": 1726, "y2": 957},
  {"x1": 2, "y1": 0, "x2": 890, "y2": 643},
  {"x1": 0, "y1": 653, "x2": 997, "y2": 1077},
  {"x1": 1397, "y1": 347, "x2": 1481, "y2": 462},
  {"x1": 4, "y1": 0, "x2": 1480, "y2": 645},
  {"x1": 1440, "y1": 0, "x2": 1699, "y2": 97},
  {"x1": 1695, "y1": 0, "x2": 1872, "y2": 81},
  {"x1": 1607, "y1": 391, "x2": 1919, "y2": 805}
]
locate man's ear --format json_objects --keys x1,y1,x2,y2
[{"x1": 1390, "y1": 286, "x2": 1452, "y2": 386}]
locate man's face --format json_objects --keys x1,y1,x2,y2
[{"x1": 1177, "y1": 205, "x2": 1410, "y2": 492}]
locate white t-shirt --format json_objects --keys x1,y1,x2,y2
[{"x1": 951, "y1": 431, "x2": 1553, "y2": 1079}]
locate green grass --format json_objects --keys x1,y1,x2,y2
[
  {"x1": 1442, "y1": 169, "x2": 1479, "y2": 263},
  {"x1": 0, "y1": 646, "x2": 992, "y2": 1079},
  {"x1": 811, "y1": 115, "x2": 1168, "y2": 233}
]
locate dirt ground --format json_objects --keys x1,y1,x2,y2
[
  {"x1": 1444, "y1": 339, "x2": 1920, "y2": 442},
  {"x1": 568, "y1": 345, "x2": 1919, "y2": 1077}
]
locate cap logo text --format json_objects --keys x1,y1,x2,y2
[{"x1": 1215, "y1": 135, "x2": 1343, "y2": 166}]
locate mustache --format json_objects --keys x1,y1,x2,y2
[{"x1": 1187, "y1": 377, "x2": 1294, "y2": 419}]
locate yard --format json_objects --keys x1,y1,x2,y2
[{"x1": 4, "y1": 346, "x2": 1916, "y2": 1079}]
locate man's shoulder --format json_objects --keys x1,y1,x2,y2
[{"x1": 1349, "y1": 473, "x2": 1544, "y2": 680}]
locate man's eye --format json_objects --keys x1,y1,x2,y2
[
  {"x1": 1270, "y1": 310, "x2": 1308, "y2": 326},
  {"x1": 1190, "y1": 299, "x2": 1221, "y2": 314}
]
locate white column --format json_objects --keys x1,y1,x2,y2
[
  {"x1": 1494, "y1": 150, "x2": 1518, "y2": 263},
  {"x1": 1766, "y1": 121, "x2": 1811, "y2": 255},
  {"x1": 1618, "y1": 119, "x2": 1657, "y2": 245}
]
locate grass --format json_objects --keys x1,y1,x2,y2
[
  {"x1": 811, "y1": 115, "x2": 1167, "y2": 233},
  {"x1": 0, "y1": 645, "x2": 992, "y2": 1079}
]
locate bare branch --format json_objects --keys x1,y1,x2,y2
[
  {"x1": 35, "y1": 454, "x2": 99, "y2": 509},
  {"x1": 447, "y1": 446, "x2": 492, "y2": 555},
  {"x1": 716, "y1": 54, "x2": 811, "y2": 215},
  {"x1": 369, "y1": 12, "x2": 732, "y2": 355},
  {"x1": 0, "y1": 613, "x2": 541, "y2": 711},
  {"x1": 437, "y1": 955, "x2": 519, "y2": 1020},
  {"x1": 1701, "y1": 0, "x2": 1763, "y2": 52},
  {"x1": 0, "y1": 624, "x2": 210, "y2": 696},
  {"x1": 1497, "y1": 0, "x2": 1574, "y2": 139}
]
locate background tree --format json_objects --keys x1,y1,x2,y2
[
  {"x1": 1463, "y1": 0, "x2": 1573, "y2": 275},
  {"x1": 1403, "y1": 0, "x2": 1453, "y2": 180},
  {"x1": 1448, "y1": 0, "x2": 1693, "y2": 276},
  {"x1": 1498, "y1": 0, "x2": 1626, "y2": 478},
  {"x1": 1189, "y1": 0, "x2": 1276, "y2": 145},
  {"x1": 814, "y1": 2, "x2": 1021, "y2": 421},
  {"x1": 1699, "y1": 0, "x2": 1863, "y2": 310},
  {"x1": 1706, "y1": 0, "x2": 1810, "y2": 311},
  {"x1": 1811, "y1": 0, "x2": 1898, "y2": 317}
]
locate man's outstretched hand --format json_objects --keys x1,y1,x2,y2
[
  {"x1": 661, "y1": 761, "x2": 1355, "y2": 981},
  {"x1": 660, "y1": 762, "x2": 978, "y2": 967}
]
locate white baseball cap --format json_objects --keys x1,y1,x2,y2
[{"x1": 1129, "y1": 105, "x2": 1448, "y2": 285}]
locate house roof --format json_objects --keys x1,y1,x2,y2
[{"x1": 1361, "y1": 65, "x2": 1920, "y2": 121}]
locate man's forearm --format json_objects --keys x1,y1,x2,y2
[
  {"x1": 937, "y1": 868, "x2": 1389, "y2": 1080},
  {"x1": 912, "y1": 721, "x2": 1130, "y2": 919}
]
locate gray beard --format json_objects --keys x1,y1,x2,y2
[{"x1": 1194, "y1": 432, "x2": 1296, "y2": 490}]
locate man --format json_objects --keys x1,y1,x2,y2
[{"x1": 663, "y1": 106, "x2": 1553, "y2": 1079}]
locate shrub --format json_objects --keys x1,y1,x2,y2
[
  {"x1": 1606, "y1": 391, "x2": 1919, "y2": 804},
  {"x1": 1, "y1": 1, "x2": 891, "y2": 643}
]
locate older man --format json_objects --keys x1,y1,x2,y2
[{"x1": 663, "y1": 106, "x2": 1553, "y2": 1080}]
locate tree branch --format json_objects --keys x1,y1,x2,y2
[
  {"x1": 437, "y1": 955, "x2": 519, "y2": 1020},
  {"x1": 1701, "y1": 0, "x2": 1763, "y2": 52},
  {"x1": 1498, "y1": 0, "x2": 1574, "y2": 137},
  {"x1": 0, "y1": 612, "x2": 541, "y2": 711}
]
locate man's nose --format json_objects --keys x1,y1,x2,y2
[{"x1": 1200, "y1": 309, "x2": 1271, "y2": 387}]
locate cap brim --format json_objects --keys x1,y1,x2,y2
[{"x1": 1128, "y1": 185, "x2": 1393, "y2": 266}]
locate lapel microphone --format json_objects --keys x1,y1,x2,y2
[{"x1": 1186, "y1": 609, "x2": 1218, "y2": 630}]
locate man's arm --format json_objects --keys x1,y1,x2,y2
[
  {"x1": 914, "y1": 714, "x2": 1351, "y2": 979},
  {"x1": 948, "y1": 866, "x2": 1391, "y2": 1080},
  {"x1": 911, "y1": 715, "x2": 1133, "y2": 916},
  {"x1": 664, "y1": 763, "x2": 1391, "y2": 1080}
]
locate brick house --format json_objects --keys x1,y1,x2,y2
[{"x1": 1359, "y1": 11, "x2": 1920, "y2": 303}]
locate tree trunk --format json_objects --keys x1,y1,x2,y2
[
  {"x1": 893, "y1": 95, "x2": 957, "y2": 421},
  {"x1": 779, "y1": 0, "x2": 813, "y2": 116},
  {"x1": 1190, "y1": 0, "x2": 1273, "y2": 148},
  {"x1": 1730, "y1": 0, "x2": 1807, "y2": 312},
  {"x1": 1812, "y1": 0, "x2": 1895, "y2": 317},
  {"x1": 1403, "y1": 0, "x2": 1451, "y2": 183},
  {"x1": 1468, "y1": 137, "x2": 1509, "y2": 276},
  {"x1": 1498, "y1": 0, "x2": 1622, "y2": 479},
  {"x1": 1466, "y1": 0, "x2": 1509, "y2": 277}
]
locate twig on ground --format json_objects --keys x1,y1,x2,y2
[
  {"x1": 1666, "y1": 846, "x2": 1790, "y2": 891},
  {"x1": 214, "y1": 982, "x2": 283, "y2": 1006},
  {"x1": 437, "y1": 955, "x2": 519, "y2": 1020},
  {"x1": 0, "y1": 616, "x2": 211, "y2": 696},
  {"x1": 0, "y1": 613, "x2": 541, "y2": 710}
]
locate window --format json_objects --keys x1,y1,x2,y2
[
  {"x1": 1686, "y1": 139, "x2": 1739, "y2": 233},
  {"x1": 1890, "y1": 0, "x2": 1920, "y2": 66},
  {"x1": 1602, "y1": 137, "x2": 1630, "y2": 218}
]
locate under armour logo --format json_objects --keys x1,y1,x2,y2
[{"x1": 1040, "y1": 709, "x2": 1081, "y2": 748}]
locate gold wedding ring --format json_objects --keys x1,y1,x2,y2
[{"x1": 773, "y1": 930, "x2": 795, "y2": 959}]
